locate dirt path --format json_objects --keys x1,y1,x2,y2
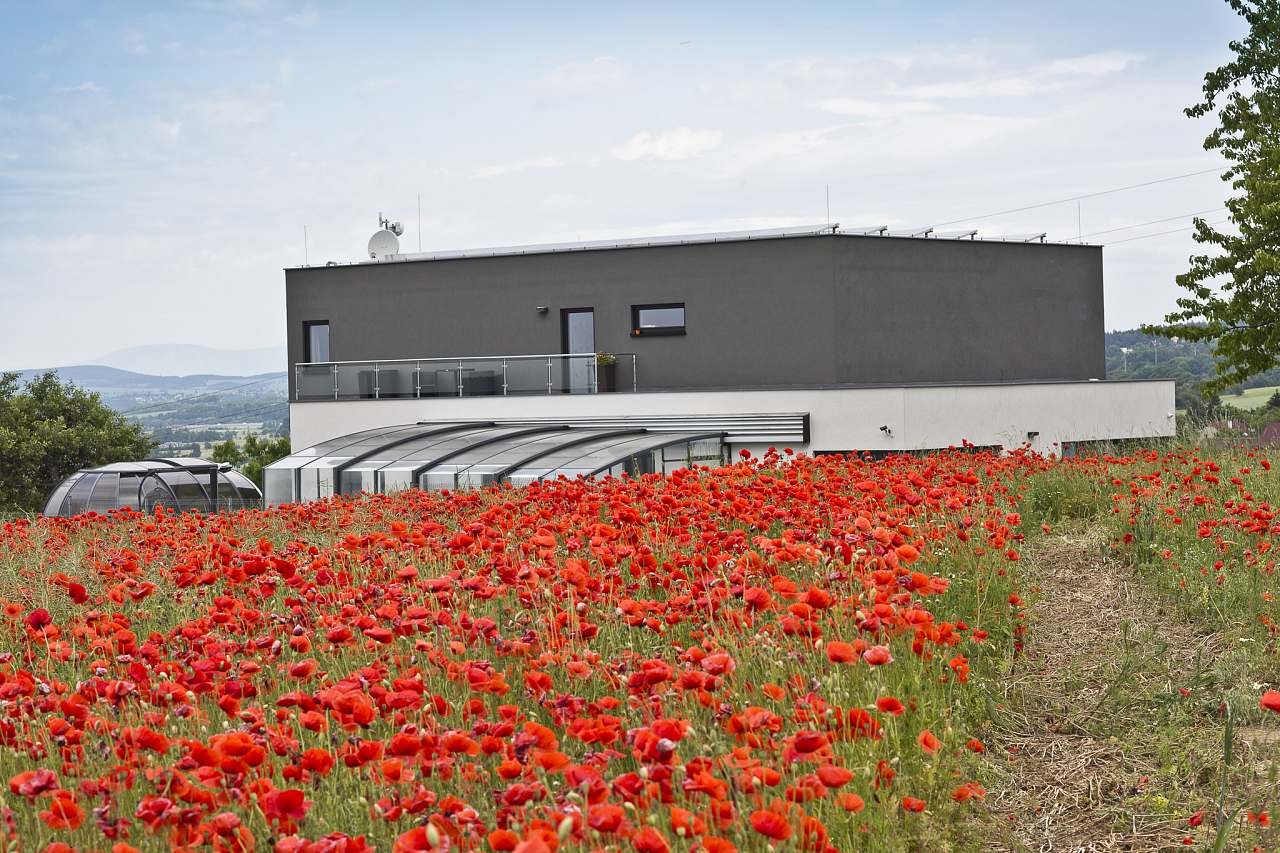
[{"x1": 982, "y1": 526, "x2": 1230, "y2": 852}]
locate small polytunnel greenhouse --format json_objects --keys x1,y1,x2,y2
[
  {"x1": 263, "y1": 421, "x2": 727, "y2": 505},
  {"x1": 43, "y1": 458, "x2": 263, "y2": 517}
]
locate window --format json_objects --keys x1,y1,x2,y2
[
  {"x1": 304, "y1": 321, "x2": 330, "y2": 362},
  {"x1": 631, "y1": 303, "x2": 685, "y2": 337}
]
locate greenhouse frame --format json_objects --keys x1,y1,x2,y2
[
  {"x1": 43, "y1": 458, "x2": 263, "y2": 517},
  {"x1": 263, "y1": 422, "x2": 727, "y2": 504}
]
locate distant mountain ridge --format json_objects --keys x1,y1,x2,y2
[
  {"x1": 14, "y1": 365, "x2": 289, "y2": 437},
  {"x1": 92, "y1": 343, "x2": 287, "y2": 377},
  {"x1": 9, "y1": 343, "x2": 293, "y2": 442},
  {"x1": 17, "y1": 364, "x2": 286, "y2": 393}
]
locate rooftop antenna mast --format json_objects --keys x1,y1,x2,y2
[{"x1": 826, "y1": 184, "x2": 830, "y2": 228}]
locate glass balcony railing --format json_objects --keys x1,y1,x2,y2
[{"x1": 294, "y1": 353, "x2": 639, "y2": 401}]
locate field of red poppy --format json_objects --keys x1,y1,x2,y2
[{"x1": 0, "y1": 446, "x2": 1276, "y2": 852}]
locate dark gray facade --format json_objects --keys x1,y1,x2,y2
[{"x1": 285, "y1": 233, "x2": 1104, "y2": 398}]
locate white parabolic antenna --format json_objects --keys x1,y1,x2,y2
[{"x1": 368, "y1": 229, "x2": 400, "y2": 259}]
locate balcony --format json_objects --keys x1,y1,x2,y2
[{"x1": 294, "y1": 353, "x2": 638, "y2": 402}]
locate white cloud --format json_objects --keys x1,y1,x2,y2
[
  {"x1": 1048, "y1": 51, "x2": 1142, "y2": 75},
  {"x1": 611, "y1": 216, "x2": 833, "y2": 236},
  {"x1": 153, "y1": 119, "x2": 183, "y2": 141},
  {"x1": 189, "y1": 92, "x2": 274, "y2": 127},
  {"x1": 817, "y1": 98, "x2": 941, "y2": 119},
  {"x1": 278, "y1": 59, "x2": 299, "y2": 84},
  {"x1": 768, "y1": 55, "x2": 911, "y2": 83},
  {"x1": 122, "y1": 30, "x2": 148, "y2": 55},
  {"x1": 768, "y1": 50, "x2": 995, "y2": 86},
  {"x1": 283, "y1": 7, "x2": 319, "y2": 26},
  {"x1": 473, "y1": 157, "x2": 563, "y2": 179},
  {"x1": 719, "y1": 126, "x2": 844, "y2": 174},
  {"x1": 187, "y1": 0, "x2": 274, "y2": 14},
  {"x1": 899, "y1": 50, "x2": 1143, "y2": 99},
  {"x1": 535, "y1": 56, "x2": 623, "y2": 94},
  {"x1": 56, "y1": 81, "x2": 102, "y2": 94},
  {"x1": 898, "y1": 76, "x2": 1042, "y2": 98},
  {"x1": 611, "y1": 127, "x2": 722, "y2": 162},
  {"x1": 540, "y1": 192, "x2": 588, "y2": 212}
]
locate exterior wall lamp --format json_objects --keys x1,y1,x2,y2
[{"x1": 536, "y1": 306, "x2": 549, "y2": 314}]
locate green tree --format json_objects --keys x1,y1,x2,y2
[
  {"x1": 209, "y1": 438, "x2": 245, "y2": 467},
  {"x1": 0, "y1": 371, "x2": 153, "y2": 513},
  {"x1": 210, "y1": 433, "x2": 290, "y2": 488},
  {"x1": 1144, "y1": 0, "x2": 1280, "y2": 393}
]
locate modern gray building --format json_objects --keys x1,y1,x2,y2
[{"x1": 267, "y1": 224, "x2": 1174, "y2": 504}]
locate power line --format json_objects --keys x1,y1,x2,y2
[
  {"x1": 932, "y1": 166, "x2": 1226, "y2": 229},
  {"x1": 1078, "y1": 207, "x2": 1225, "y2": 240},
  {"x1": 1104, "y1": 216, "x2": 1232, "y2": 246}
]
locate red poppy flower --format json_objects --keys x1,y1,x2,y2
[
  {"x1": 916, "y1": 729, "x2": 941, "y2": 754},
  {"x1": 825, "y1": 641, "x2": 856, "y2": 663},
  {"x1": 749, "y1": 810, "x2": 792, "y2": 841},
  {"x1": 9, "y1": 768, "x2": 58, "y2": 798},
  {"x1": 816, "y1": 765, "x2": 853, "y2": 788},
  {"x1": 632, "y1": 827, "x2": 671, "y2": 853},
  {"x1": 263, "y1": 788, "x2": 311, "y2": 829},
  {"x1": 791, "y1": 731, "x2": 827, "y2": 754},
  {"x1": 39, "y1": 790, "x2": 83, "y2": 830},
  {"x1": 862, "y1": 645, "x2": 894, "y2": 666}
]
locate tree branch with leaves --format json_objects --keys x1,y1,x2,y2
[{"x1": 1144, "y1": 0, "x2": 1280, "y2": 394}]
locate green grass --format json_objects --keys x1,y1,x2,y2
[{"x1": 1219, "y1": 384, "x2": 1280, "y2": 411}]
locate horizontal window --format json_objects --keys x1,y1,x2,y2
[{"x1": 631, "y1": 303, "x2": 685, "y2": 337}]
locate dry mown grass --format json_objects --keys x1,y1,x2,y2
[{"x1": 980, "y1": 526, "x2": 1278, "y2": 852}]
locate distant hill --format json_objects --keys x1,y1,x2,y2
[
  {"x1": 93, "y1": 343, "x2": 286, "y2": 377},
  {"x1": 17, "y1": 364, "x2": 286, "y2": 397},
  {"x1": 15, "y1": 364, "x2": 289, "y2": 444},
  {"x1": 1105, "y1": 329, "x2": 1280, "y2": 410}
]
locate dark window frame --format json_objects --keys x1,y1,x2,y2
[
  {"x1": 303, "y1": 320, "x2": 330, "y2": 363},
  {"x1": 630, "y1": 303, "x2": 686, "y2": 337},
  {"x1": 560, "y1": 307, "x2": 596, "y2": 353}
]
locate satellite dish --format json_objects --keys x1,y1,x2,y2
[{"x1": 368, "y1": 229, "x2": 400, "y2": 259}]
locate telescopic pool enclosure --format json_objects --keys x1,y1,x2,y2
[
  {"x1": 263, "y1": 421, "x2": 728, "y2": 505},
  {"x1": 43, "y1": 458, "x2": 263, "y2": 517}
]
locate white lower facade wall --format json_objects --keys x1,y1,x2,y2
[{"x1": 290, "y1": 380, "x2": 1176, "y2": 457}]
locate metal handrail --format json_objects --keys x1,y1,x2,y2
[
  {"x1": 296, "y1": 352, "x2": 615, "y2": 367},
  {"x1": 294, "y1": 352, "x2": 638, "y2": 400}
]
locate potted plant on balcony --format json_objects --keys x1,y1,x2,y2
[{"x1": 596, "y1": 352, "x2": 618, "y2": 392}]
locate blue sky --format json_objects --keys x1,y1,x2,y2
[{"x1": 0, "y1": 1, "x2": 1246, "y2": 369}]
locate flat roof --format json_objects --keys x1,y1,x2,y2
[{"x1": 287, "y1": 223, "x2": 1096, "y2": 271}]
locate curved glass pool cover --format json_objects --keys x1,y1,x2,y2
[
  {"x1": 264, "y1": 422, "x2": 726, "y2": 504},
  {"x1": 43, "y1": 458, "x2": 263, "y2": 518}
]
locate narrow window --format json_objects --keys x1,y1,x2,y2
[
  {"x1": 304, "y1": 321, "x2": 330, "y2": 362},
  {"x1": 631, "y1": 303, "x2": 686, "y2": 337}
]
